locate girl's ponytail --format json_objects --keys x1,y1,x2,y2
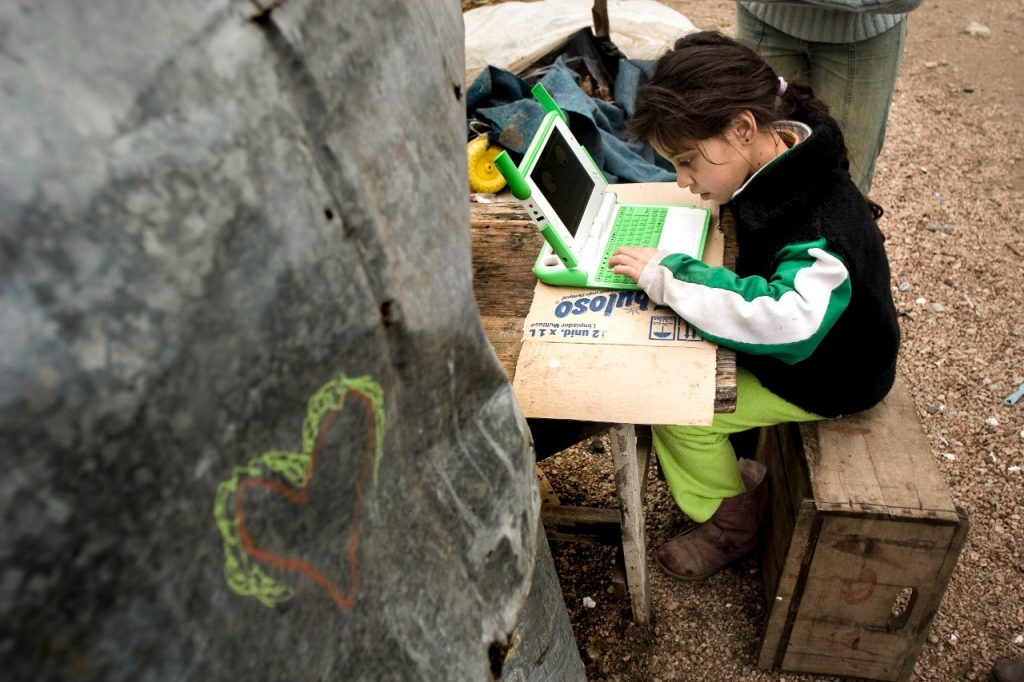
[{"x1": 776, "y1": 77, "x2": 830, "y2": 121}]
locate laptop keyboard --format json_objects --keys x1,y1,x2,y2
[{"x1": 594, "y1": 206, "x2": 668, "y2": 284}]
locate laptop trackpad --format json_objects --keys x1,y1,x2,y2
[{"x1": 655, "y1": 208, "x2": 704, "y2": 258}]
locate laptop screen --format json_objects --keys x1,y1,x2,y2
[{"x1": 528, "y1": 127, "x2": 595, "y2": 237}]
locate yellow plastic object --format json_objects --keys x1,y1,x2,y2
[{"x1": 467, "y1": 135, "x2": 507, "y2": 193}]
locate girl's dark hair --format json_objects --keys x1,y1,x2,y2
[{"x1": 626, "y1": 31, "x2": 829, "y2": 150}]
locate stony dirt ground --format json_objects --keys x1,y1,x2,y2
[{"x1": 466, "y1": 0, "x2": 1024, "y2": 679}]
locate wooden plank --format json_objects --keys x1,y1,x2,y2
[
  {"x1": 803, "y1": 418, "x2": 888, "y2": 511},
  {"x1": 896, "y1": 507, "x2": 969, "y2": 681},
  {"x1": 781, "y1": 513, "x2": 964, "y2": 681},
  {"x1": 715, "y1": 346, "x2": 737, "y2": 412},
  {"x1": 470, "y1": 204, "x2": 542, "y2": 317},
  {"x1": 591, "y1": 0, "x2": 609, "y2": 38},
  {"x1": 715, "y1": 206, "x2": 738, "y2": 411},
  {"x1": 609, "y1": 423, "x2": 651, "y2": 625},
  {"x1": 808, "y1": 376, "x2": 957, "y2": 519},
  {"x1": 757, "y1": 425, "x2": 804, "y2": 604},
  {"x1": 536, "y1": 466, "x2": 561, "y2": 507},
  {"x1": 758, "y1": 499, "x2": 818, "y2": 669},
  {"x1": 541, "y1": 504, "x2": 621, "y2": 545},
  {"x1": 636, "y1": 425, "x2": 652, "y2": 501}
]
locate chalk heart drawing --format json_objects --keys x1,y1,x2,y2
[{"x1": 213, "y1": 376, "x2": 385, "y2": 609}]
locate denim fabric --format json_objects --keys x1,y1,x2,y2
[
  {"x1": 466, "y1": 57, "x2": 674, "y2": 184},
  {"x1": 737, "y1": 3, "x2": 907, "y2": 194},
  {"x1": 652, "y1": 368, "x2": 820, "y2": 523}
]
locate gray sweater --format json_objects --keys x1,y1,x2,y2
[{"x1": 739, "y1": 0, "x2": 924, "y2": 43}]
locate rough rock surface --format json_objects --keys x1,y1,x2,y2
[{"x1": 0, "y1": 1, "x2": 581, "y2": 680}]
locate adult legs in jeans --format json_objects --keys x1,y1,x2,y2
[
  {"x1": 651, "y1": 368, "x2": 820, "y2": 579},
  {"x1": 736, "y1": 4, "x2": 906, "y2": 195}
]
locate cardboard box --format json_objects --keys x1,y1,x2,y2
[
  {"x1": 512, "y1": 183, "x2": 721, "y2": 425},
  {"x1": 756, "y1": 377, "x2": 968, "y2": 682}
]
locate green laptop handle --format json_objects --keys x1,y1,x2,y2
[
  {"x1": 493, "y1": 151, "x2": 531, "y2": 200},
  {"x1": 531, "y1": 83, "x2": 567, "y2": 122},
  {"x1": 539, "y1": 225, "x2": 578, "y2": 269}
]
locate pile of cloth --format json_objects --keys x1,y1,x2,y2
[{"x1": 464, "y1": 0, "x2": 700, "y2": 184}]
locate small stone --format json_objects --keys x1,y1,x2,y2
[
  {"x1": 949, "y1": 633, "x2": 959, "y2": 644},
  {"x1": 986, "y1": 417, "x2": 1000, "y2": 427},
  {"x1": 943, "y1": 453, "x2": 957, "y2": 461},
  {"x1": 929, "y1": 634, "x2": 940, "y2": 644},
  {"x1": 925, "y1": 61, "x2": 940, "y2": 68},
  {"x1": 1014, "y1": 634, "x2": 1024, "y2": 647},
  {"x1": 589, "y1": 439, "x2": 605, "y2": 454},
  {"x1": 916, "y1": 297, "x2": 928, "y2": 305},
  {"x1": 931, "y1": 303, "x2": 945, "y2": 313},
  {"x1": 583, "y1": 596, "x2": 596, "y2": 609},
  {"x1": 899, "y1": 281, "x2": 914, "y2": 292},
  {"x1": 925, "y1": 405, "x2": 939, "y2": 415},
  {"x1": 1009, "y1": 466, "x2": 1022, "y2": 474},
  {"x1": 965, "y1": 21, "x2": 991, "y2": 37}
]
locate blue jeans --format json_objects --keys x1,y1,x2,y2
[{"x1": 736, "y1": 4, "x2": 906, "y2": 195}]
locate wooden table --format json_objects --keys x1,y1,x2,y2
[{"x1": 470, "y1": 196, "x2": 738, "y2": 624}]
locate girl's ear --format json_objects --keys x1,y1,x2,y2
[{"x1": 730, "y1": 111, "x2": 759, "y2": 145}]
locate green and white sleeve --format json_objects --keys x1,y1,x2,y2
[{"x1": 636, "y1": 238, "x2": 851, "y2": 364}]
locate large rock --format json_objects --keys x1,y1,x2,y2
[{"x1": 0, "y1": 1, "x2": 583, "y2": 679}]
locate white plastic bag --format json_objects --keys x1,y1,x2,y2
[{"x1": 464, "y1": 0, "x2": 698, "y2": 84}]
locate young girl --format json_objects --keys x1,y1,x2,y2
[{"x1": 607, "y1": 31, "x2": 900, "y2": 581}]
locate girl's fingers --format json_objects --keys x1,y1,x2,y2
[{"x1": 610, "y1": 262, "x2": 640, "y2": 282}]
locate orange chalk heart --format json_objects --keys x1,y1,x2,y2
[{"x1": 233, "y1": 391, "x2": 375, "y2": 609}]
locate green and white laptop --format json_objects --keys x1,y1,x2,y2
[{"x1": 494, "y1": 84, "x2": 711, "y2": 291}]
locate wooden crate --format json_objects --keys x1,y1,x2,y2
[{"x1": 756, "y1": 377, "x2": 968, "y2": 681}]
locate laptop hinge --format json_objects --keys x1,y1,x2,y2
[
  {"x1": 578, "y1": 191, "x2": 618, "y2": 267},
  {"x1": 594, "y1": 191, "x2": 617, "y2": 242}
]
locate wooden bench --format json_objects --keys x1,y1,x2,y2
[{"x1": 755, "y1": 375, "x2": 968, "y2": 682}]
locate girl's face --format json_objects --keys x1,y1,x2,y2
[{"x1": 653, "y1": 135, "x2": 753, "y2": 205}]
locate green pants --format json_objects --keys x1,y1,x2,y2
[
  {"x1": 736, "y1": 4, "x2": 907, "y2": 195},
  {"x1": 653, "y1": 368, "x2": 820, "y2": 523}
]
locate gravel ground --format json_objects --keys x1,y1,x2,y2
[{"x1": 467, "y1": 1, "x2": 1024, "y2": 679}]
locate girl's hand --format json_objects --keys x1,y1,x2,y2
[{"x1": 608, "y1": 247, "x2": 660, "y2": 283}]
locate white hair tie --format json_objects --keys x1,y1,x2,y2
[{"x1": 777, "y1": 76, "x2": 788, "y2": 96}]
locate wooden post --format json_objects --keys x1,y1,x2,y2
[
  {"x1": 609, "y1": 423, "x2": 651, "y2": 624},
  {"x1": 592, "y1": 0, "x2": 609, "y2": 38}
]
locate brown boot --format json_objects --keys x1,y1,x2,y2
[{"x1": 655, "y1": 458, "x2": 767, "y2": 581}]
